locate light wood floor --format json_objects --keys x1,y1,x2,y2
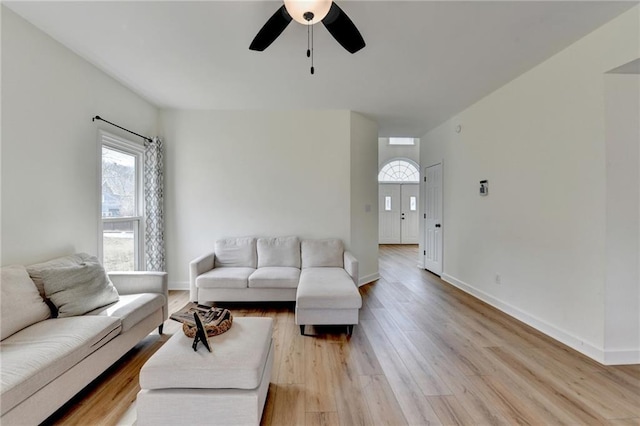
[{"x1": 45, "y1": 245, "x2": 639, "y2": 425}]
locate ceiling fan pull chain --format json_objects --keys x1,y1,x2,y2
[
  {"x1": 310, "y1": 23, "x2": 315, "y2": 75},
  {"x1": 307, "y1": 24, "x2": 311, "y2": 58}
]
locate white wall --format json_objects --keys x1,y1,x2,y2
[
  {"x1": 351, "y1": 112, "x2": 379, "y2": 284},
  {"x1": 161, "y1": 109, "x2": 379, "y2": 288},
  {"x1": 378, "y1": 138, "x2": 420, "y2": 167},
  {"x1": 1, "y1": 7, "x2": 158, "y2": 267},
  {"x1": 604, "y1": 72, "x2": 640, "y2": 364},
  {"x1": 420, "y1": 6, "x2": 639, "y2": 363}
]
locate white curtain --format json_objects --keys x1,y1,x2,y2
[{"x1": 144, "y1": 137, "x2": 165, "y2": 271}]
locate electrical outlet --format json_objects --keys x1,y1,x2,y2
[{"x1": 495, "y1": 274, "x2": 501, "y2": 285}]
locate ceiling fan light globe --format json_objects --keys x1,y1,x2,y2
[{"x1": 283, "y1": 0, "x2": 332, "y2": 25}]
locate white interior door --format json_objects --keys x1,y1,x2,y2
[
  {"x1": 400, "y1": 184, "x2": 419, "y2": 244},
  {"x1": 379, "y1": 184, "x2": 401, "y2": 243},
  {"x1": 424, "y1": 163, "x2": 443, "y2": 274}
]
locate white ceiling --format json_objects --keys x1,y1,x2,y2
[{"x1": 5, "y1": 1, "x2": 636, "y2": 136}]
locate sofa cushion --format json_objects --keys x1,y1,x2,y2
[
  {"x1": 297, "y1": 268, "x2": 362, "y2": 309},
  {"x1": 257, "y1": 237, "x2": 300, "y2": 268},
  {"x1": 214, "y1": 238, "x2": 257, "y2": 268},
  {"x1": 249, "y1": 267, "x2": 300, "y2": 289},
  {"x1": 196, "y1": 267, "x2": 255, "y2": 289},
  {"x1": 0, "y1": 266, "x2": 51, "y2": 341},
  {"x1": 26, "y1": 253, "x2": 94, "y2": 300},
  {"x1": 0, "y1": 316, "x2": 121, "y2": 416},
  {"x1": 301, "y1": 239, "x2": 344, "y2": 268},
  {"x1": 40, "y1": 259, "x2": 119, "y2": 318},
  {"x1": 140, "y1": 318, "x2": 273, "y2": 390},
  {"x1": 87, "y1": 293, "x2": 165, "y2": 333}
]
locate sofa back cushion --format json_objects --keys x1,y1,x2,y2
[
  {"x1": 1, "y1": 265, "x2": 51, "y2": 340},
  {"x1": 257, "y1": 237, "x2": 300, "y2": 268},
  {"x1": 301, "y1": 239, "x2": 344, "y2": 268},
  {"x1": 215, "y1": 238, "x2": 257, "y2": 268},
  {"x1": 39, "y1": 256, "x2": 120, "y2": 318}
]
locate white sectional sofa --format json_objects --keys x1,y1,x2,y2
[
  {"x1": 0, "y1": 253, "x2": 168, "y2": 425},
  {"x1": 189, "y1": 237, "x2": 362, "y2": 335}
]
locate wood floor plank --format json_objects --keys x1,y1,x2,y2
[
  {"x1": 427, "y1": 395, "x2": 475, "y2": 426},
  {"x1": 325, "y1": 341, "x2": 374, "y2": 426},
  {"x1": 467, "y1": 374, "x2": 551, "y2": 425},
  {"x1": 486, "y1": 346, "x2": 607, "y2": 425},
  {"x1": 275, "y1": 312, "x2": 305, "y2": 384},
  {"x1": 404, "y1": 329, "x2": 511, "y2": 425},
  {"x1": 370, "y1": 307, "x2": 452, "y2": 396},
  {"x1": 304, "y1": 337, "x2": 337, "y2": 413},
  {"x1": 526, "y1": 348, "x2": 640, "y2": 418},
  {"x1": 360, "y1": 319, "x2": 442, "y2": 425},
  {"x1": 343, "y1": 323, "x2": 384, "y2": 376},
  {"x1": 359, "y1": 375, "x2": 408, "y2": 426},
  {"x1": 304, "y1": 411, "x2": 339, "y2": 426},
  {"x1": 607, "y1": 419, "x2": 640, "y2": 426},
  {"x1": 269, "y1": 384, "x2": 306, "y2": 426}
]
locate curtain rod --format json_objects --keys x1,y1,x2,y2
[{"x1": 92, "y1": 115, "x2": 153, "y2": 143}]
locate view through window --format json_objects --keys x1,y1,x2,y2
[{"x1": 101, "y1": 133, "x2": 143, "y2": 271}]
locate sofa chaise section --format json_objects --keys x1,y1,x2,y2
[{"x1": 296, "y1": 239, "x2": 362, "y2": 335}]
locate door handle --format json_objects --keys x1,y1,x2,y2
[{"x1": 435, "y1": 224, "x2": 441, "y2": 228}]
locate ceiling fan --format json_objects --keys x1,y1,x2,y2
[{"x1": 249, "y1": 0, "x2": 365, "y2": 73}]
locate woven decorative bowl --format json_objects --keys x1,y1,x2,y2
[{"x1": 183, "y1": 315, "x2": 233, "y2": 338}]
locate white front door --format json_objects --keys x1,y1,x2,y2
[
  {"x1": 379, "y1": 183, "x2": 419, "y2": 244},
  {"x1": 400, "y1": 184, "x2": 419, "y2": 244},
  {"x1": 379, "y1": 184, "x2": 401, "y2": 243},
  {"x1": 424, "y1": 163, "x2": 443, "y2": 275}
]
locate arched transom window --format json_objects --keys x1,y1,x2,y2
[{"x1": 378, "y1": 160, "x2": 419, "y2": 182}]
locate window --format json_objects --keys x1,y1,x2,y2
[
  {"x1": 388, "y1": 137, "x2": 415, "y2": 146},
  {"x1": 100, "y1": 132, "x2": 144, "y2": 271},
  {"x1": 378, "y1": 159, "x2": 420, "y2": 182},
  {"x1": 410, "y1": 196, "x2": 417, "y2": 211},
  {"x1": 385, "y1": 196, "x2": 392, "y2": 211}
]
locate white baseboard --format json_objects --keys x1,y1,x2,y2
[
  {"x1": 169, "y1": 281, "x2": 189, "y2": 291},
  {"x1": 441, "y1": 273, "x2": 609, "y2": 365},
  {"x1": 603, "y1": 349, "x2": 640, "y2": 365},
  {"x1": 359, "y1": 272, "x2": 380, "y2": 287}
]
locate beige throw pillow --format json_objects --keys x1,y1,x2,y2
[
  {"x1": 27, "y1": 253, "x2": 94, "y2": 298},
  {"x1": 1, "y1": 265, "x2": 51, "y2": 340},
  {"x1": 301, "y1": 239, "x2": 344, "y2": 268},
  {"x1": 40, "y1": 258, "x2": 119, "y2": 318}
]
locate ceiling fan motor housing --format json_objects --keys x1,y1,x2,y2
[{"x1": 284, "y1": 0, "x2": 332, "y2": 25}]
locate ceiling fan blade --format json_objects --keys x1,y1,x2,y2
[
  {"x1": 322, "y1": 2, "x2": 365, "y2": 54},
  {"x1": 249, "y1": 5, "x2": 293, "y2": 51}
]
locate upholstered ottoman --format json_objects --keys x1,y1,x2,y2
[{"x1": 136, "y1": 317, "x2": 273, "y2": 426}]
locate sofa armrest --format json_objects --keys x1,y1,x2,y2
[
  {"x1": 108, "y1": 271, "x2": 169, "y2": 320},
  {"x1": 343, "y1": 251, "x2": 359, "y2": 286},
  {"x1": 189, "y1": 252, "x2": 215, "y2": 301}
]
